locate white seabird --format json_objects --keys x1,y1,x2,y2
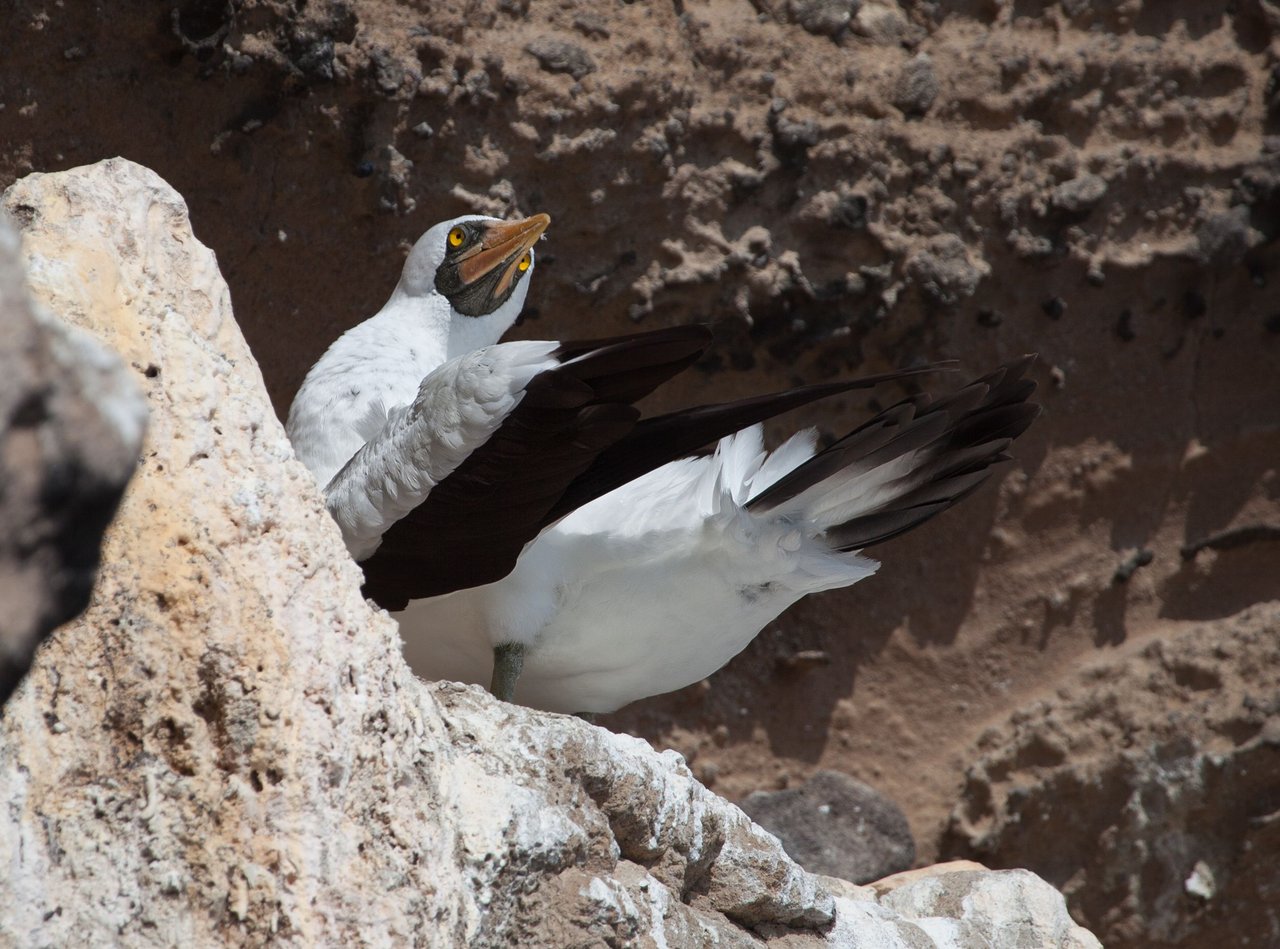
[{"x1": 288, "y1": 212, "x2": 1039, "y2": 713}]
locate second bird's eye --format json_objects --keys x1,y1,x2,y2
[
  {"x1": 518, "y1": 252, "x2": 531, "y2": 272},
  {"x1": 448, "y1": 227, "x2": 465, "y2": 248}
]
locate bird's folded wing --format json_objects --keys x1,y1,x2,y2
[
  {"x1": 358, "y1": 326, "x2": 713, "y2": 608},
  {"x1": 323, "y1": 340, "x2": 561, "y2": 561}
]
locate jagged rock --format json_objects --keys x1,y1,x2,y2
[
  {"x1": 786, "y1": 0, "x2": 861, "y2": 38},
  {"x1": 1050, "y1": 173, "x2": 1108, "y2": 213},
  {"x1": 0, "y1": 209, "x2": 145, "y2": 704},
  {"x1": 525, "y1": 37, "x2": 596, "y2": 80},
  {"x1": 850, "y1": 0, "x2": 915, "y2": 44},
  {"x1": 1194, "y1": 204, "x2": 1260, "y2": 264},
  {"x1": 741, "y1": 770, "x2": 915, "y2": 884},
  {"x1": 0, "y1": 158, "x2": 1098, "y2": 947}
]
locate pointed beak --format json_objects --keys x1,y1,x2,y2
[{"x1": 457, "y1": 213, "x2": 550, "y2": 293}]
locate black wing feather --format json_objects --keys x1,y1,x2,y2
[
  {"x1": 359, "y1": 327, "x2": 1032, "y2": 609},
  {"x1": 360, "y1": 326, "x2": 711, "y2": 608},
  {"x1": 543, "y1": 364, "x2": 953, "y2": 524},
  {"x1": 761, "y1": 356, "x2": 1041, "y2": 552}
]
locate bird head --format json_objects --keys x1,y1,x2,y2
[{"x1": 397, "y1": 212, "x2": 549, "y2": 323}]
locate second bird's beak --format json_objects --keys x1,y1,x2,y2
[{"x1": 458, "y1": 213, "x2": 551, "y2": 294}]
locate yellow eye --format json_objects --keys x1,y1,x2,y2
[
  {"x1": 518, "y1": 252, "x2": 531, "y2": 272},
  {"x1": 448, "y1": 227, "x2": 465, "y2": 248}
]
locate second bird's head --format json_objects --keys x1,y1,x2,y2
[{"x1": 398, "y1": 212, "x2": 551, "y2": 320}]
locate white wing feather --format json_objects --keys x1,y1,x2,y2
[{"x1": 323, "y1": 341, "x2": 559, "y2": 560}]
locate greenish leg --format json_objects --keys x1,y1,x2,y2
[{"x1": 490, "y1": 642, "x2": 525, "y2": 703}]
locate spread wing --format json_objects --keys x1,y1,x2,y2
[
  {"x1": 746, "y1": 355, "x2": 1041, "y2": 549},
  {"x1": 342, "y1": 322, "x2": 962, "y2": 609},
  {"x1": 541, "y1": 363, "x2": 954, "y2": 525},
  {"x1": 355, "y1": 327, "x2": 712, "y2": 607}
]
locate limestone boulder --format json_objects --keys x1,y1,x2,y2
[{"x1": 0, "y1": 158, "x2": 1099, "y2": 948}]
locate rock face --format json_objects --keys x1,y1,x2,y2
[
  {"x1": 741, "y1": 770, "x2": 915, "y2": 884},
  {"x1": 944, "y1": 603, "x2": 1280, "y2": 948},
  {"x1": 2, "y1": 2, "x2": 1272, "y2": 407},
  {"x1": 0, "y1": 159, "x2": 1099, "y2": 947},
  {"x1": 0, "y1": 209, "x2": 145, "y2": 703}
]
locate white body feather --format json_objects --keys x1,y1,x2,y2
[{"x1": 399, "y1": 425, "x2": 879, "y2": 713}]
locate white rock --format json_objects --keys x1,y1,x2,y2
[{"x1": 879, "y1": 868, "x2": 1102, "y2": 949}]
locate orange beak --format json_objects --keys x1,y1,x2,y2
[{"x1": 457, "y1": 213, "x2": 551, "y2": 295}]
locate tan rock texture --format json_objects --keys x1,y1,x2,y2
[
  {"x1": 0, "y1": 208, "x2": 145, "y2": 703},
  {"x1": 0, "y1": 158, "x2": 1099, "y2": 947},
  {"x1": 944, "y1": 602, "x2": 1280, "y2": 948},
  {"x1": 1, "y1": 1, "x2": 1278, "y2": 943}
]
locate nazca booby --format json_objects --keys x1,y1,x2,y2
[{"x1": 287, "y1": 212, "x2": 1039, "y2": 713}]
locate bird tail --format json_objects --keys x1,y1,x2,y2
[{"x1": 745, "y1": 356, "x2": 1040, "y2": 550}]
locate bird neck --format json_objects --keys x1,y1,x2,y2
[
  {"x1": 379, "y1": 285, "x2": 518, "y2": 367},
  {"x1": 446, "y1": 305, "x2": 517, "y2": 361},
  {"x1": 358, "y1": 288, "x2": 512, "y2": 381}
]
